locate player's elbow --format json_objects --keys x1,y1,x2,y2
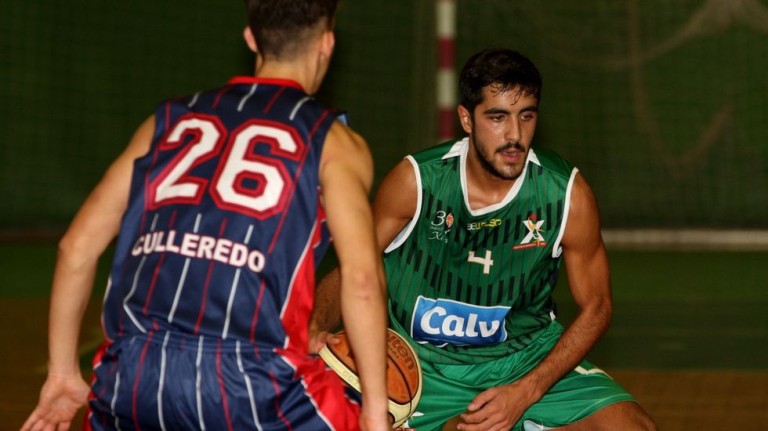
[
  {"x1": 340, "y1": 267, "x2": 384, "y2": 301},
  {"x1": 57, "y1": 230, "x2": 100, "y2": 271},
  {"x1": 578, "y1": 293, "x2": 612, "y2": 334},
  {"x1": 590, "y1": 295, "x2": 613, "y2": 332}
]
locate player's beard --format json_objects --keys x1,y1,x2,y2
[{"x1": 472, "y1": 135, "x2": 527, "y2": 181}]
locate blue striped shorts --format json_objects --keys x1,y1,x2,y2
[{"x1": 86, "y1": 330, "x2": 361, "y2": 430}]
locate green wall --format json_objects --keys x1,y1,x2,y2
[{"x1": 3, "y1": 1, "x2": 767, "y2": 230}]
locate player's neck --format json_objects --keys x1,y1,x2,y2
[
  {"x1": 253, "y1": 49, "x2": 326, "y2": 95},
  {"x1": 465, "y1": 151, "x2": 517, "y2": 209}
]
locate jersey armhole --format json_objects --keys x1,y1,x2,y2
[
  {"x1": 552, "y1": 167, "x2": 579, "y2": 258},
  {"x1": 384, "y1": 156, "x2": 422, "y2": 254}
]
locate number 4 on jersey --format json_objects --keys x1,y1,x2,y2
[{"x1": 468, "y1": 250, "x2": 493, "y2": 274}]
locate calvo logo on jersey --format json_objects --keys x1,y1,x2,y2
[{"x1": 411, "y1": 296, "x2": 509, "y2": 346}]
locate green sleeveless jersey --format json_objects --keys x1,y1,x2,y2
[{"x1": 385, "y1": 138, "x2": 577, "y2": 365}]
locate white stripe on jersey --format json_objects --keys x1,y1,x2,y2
[
  {"x1": 123, "y1": 255, "x2": 148, "y2": 334},
  {"x1": 123, "y1": 213, "x2": 161, "y2": 333},
  {"x1": 236, "y1": 340, "x2": 263, "y2": 431},
  {"x1": 238, "y1": 84, "x2": 258, "y2": 112},
  {"x1": 222, "y1": 224, "x2": 254, "y2": 339},
  {"x1": 196, "y1": 336, "x2": 207, "y2": 430},
  {"x1": 111, "y1": 371, "x2": 123, "y2": 431},
  {"x1": 168, "y1": 213, "x2": 203, "y2": 323},
  {"x1": 158, "y1": 331, "x2": 171, "y2": 431},
  {"x1": 289, "y1": 96, "x2": 312, "y2": 121},
  {"x1": 188, "y1": 92, "x2": 201, "y2": 108}
]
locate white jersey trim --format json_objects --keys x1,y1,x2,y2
[
  {"x1": 459, "y1": 138, "x2": 531, "y2": 217},
  {"x1": 552, "y1": 168, "x2": 579, "y2": 258}
]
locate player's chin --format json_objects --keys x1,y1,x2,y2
[{"x1": 498, "y1": 166, "x2": 524, "y2": 181}]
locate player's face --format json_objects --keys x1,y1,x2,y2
[{"x1": 460, "y1": 85, "x2": 539, "y2": 181}]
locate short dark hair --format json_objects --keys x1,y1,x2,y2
[
  {"x1": 243, "y1": 0, "x2": 340, "y2": 59},
  {"x1": 459, "y1": 49, "x2": 542, "y2": 114}
]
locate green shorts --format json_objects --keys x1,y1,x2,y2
[{"x1": 405, "y1": 321, "x2": 636, "y2": 431}]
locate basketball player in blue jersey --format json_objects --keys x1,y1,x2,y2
[
  {"x1": 21, "y1": 1, "x2": 390, "y2": 430},
  {"x1": 312, "y1": 49, "x2": 656, "y2": 430}
]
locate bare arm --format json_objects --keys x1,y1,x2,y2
[
  {"x1": 319, "y1": 121, "x2": 390, "y2": 430},
  {"x1": 311, "y1": 158, "x2": 417, "y2": 336},
  {"x1": 516, "y1": 173, "x2": 611, "y2": 393},
  {"x1": 461, "y1": 173, "x2": 613, "y2": 430},
  {"x1": 22, "y1": 116, "x2": 154, "y2": 431}
]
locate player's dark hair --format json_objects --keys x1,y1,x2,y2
[
  {"x1": 243, "y1": 0, "x2": 340, "y2": 59},
  {"x1": 459, "y1": 49, "x2": 542, "y2": 114}
]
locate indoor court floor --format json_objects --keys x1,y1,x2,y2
[{"x1": 2, "y1": 245, "x2": 766, "y2": 430}]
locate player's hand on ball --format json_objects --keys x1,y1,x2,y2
[{"x1": 308, "y1": 325, "x2": 340, "y2": 354}]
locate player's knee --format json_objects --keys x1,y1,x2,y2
[
  {"x1": 627, "y1": 402, "x2": 656, "y2": 431},
  {"x1": 636, "y1": 410, "x2": 657, "y2": 431}
]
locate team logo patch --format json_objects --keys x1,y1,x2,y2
[
  {"x1": 513, "y1": 214, "x2": 547, "y2": 250},
  {"x1": 427, "y1": 210, "x2": 453, "y2": 243},
  {"x1": 411, "y1": 296, "x2": 509, "y2": 346}
]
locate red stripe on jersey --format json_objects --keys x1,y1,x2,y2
[
  {"x1": 88, "y1": 342, "x2": 112, "y2": 406},
  {"x1": 142, "y1": 212, "x2": 177, "y2": 316},
  {"x1": 228, "y1": 76, "x2": 304, "y2": 91},
  {"x1": 194, "y1": 219, "x2": 229, "y2": 334},
  {"x1": 308, "y1": 110, "x2": 330, "y2": 138},
  {"x1": 131, "y1": 331, "x2": 155, "y2": 431},
  {"x1": 213, "y1": 85, "x2": 232, "y2": 109},
  {"x1": 249, "y1": 279, "x2": 267, "y2": 349},
  {"x1": 264, "y1": 86, "x2": 286, "y2": 113},
  {"x1": 280, "y1": 351, "x2": 359, "y2": 430},
  {"x1": 269, "y1": 370, "x2": 295, "y2": 431},
  {"x1": 216, "y1": 340, "x2": 235, "y2": 431},
  {"x1": 279, "y1": 219, "x2": 321, "y2": 353},
  {"x1": 267, "y1": 112, "x2": 326, "y2": 253},
  {"x1": 142, "y1": 254, "x2": 166, "y2": 316}
]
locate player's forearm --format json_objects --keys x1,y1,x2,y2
[
  {"x1": 46, "y1": 246, "x2": 98, "y2": 376},
  {"x1": 340, "y1": 267, "x2": 389, "y2": 413},
  {"x1": 518, "y1": 299, "x2": 611, "y2": 399}
]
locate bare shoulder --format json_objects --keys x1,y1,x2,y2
[
  {"x1": 372, "y1": 158, "x2": 419, "y2": 247},
  {"x1": 375, "y1": 158, "x2": 418, "y2": 203},
  {"x1": 562, "y1": 172, "x2": 603, "y2": 247},
  {"x1": 321, "y1": 120, "x2": 370, "y2": 164}
]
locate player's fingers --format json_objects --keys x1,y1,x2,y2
[
  {"x1": 467, "y1": 387, "x2": 497, "y2": 411},
  {"x1": 459, "y1": 408, "x2": 486, "y2": 426},
  {"x1": 309, "y1": 331, "x2": 340, "y2": 353},
  {"x1": 455, "y1": 416, "x2": 488, "y2": 431},
  {"x1": 20, "y1": 410, "x2": 42, "y2": 431},
  {"x1": 56, "y1": 421, "x2": 72, "y2": 431}
]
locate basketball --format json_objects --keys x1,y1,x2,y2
[{"x1": 319, "y1": 328, "x2": 422, "y2": 428}]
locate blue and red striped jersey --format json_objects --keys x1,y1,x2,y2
[{"x1": 102, "y1": 77, "x2": 338, "y2": 354}]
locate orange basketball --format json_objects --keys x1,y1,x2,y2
[{"x1": 319, "y1": 328, "x2": 422, "y2": 428}]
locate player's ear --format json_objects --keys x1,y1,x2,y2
[
  {"x1": 243, "y1": 26, "x2": 258, "y2": 53},
  {"x1": 458, "y1": 105, "x2": 472, "y2": 134},
  {"x1": 319, "y1": 29, "x2": 335, "y2": 59}
]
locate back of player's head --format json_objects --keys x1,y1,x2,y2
[
  {"x1": 243, "y1": 0, "x2": 339, "y2": 60},
  {"x1": 459, "y1": 49, "x2": 542, "y2": 114}
]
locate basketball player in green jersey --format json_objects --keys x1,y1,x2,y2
[{"x1": 312, "y1": 48, "x2": 655, "y2": 430}]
